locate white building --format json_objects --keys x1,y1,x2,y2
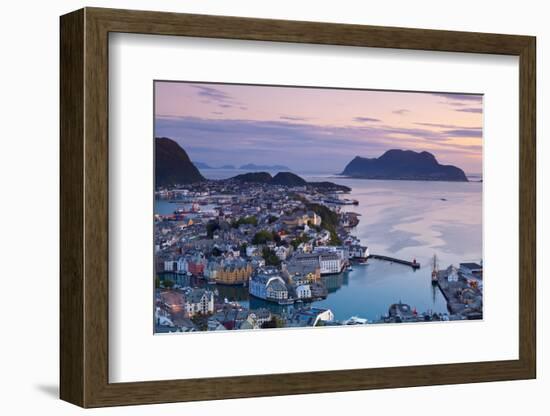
[
  {"x1": 319, "y1": 253, "x2": 342, "y2": 274},
  {"x1": 447, "y1": 265, "x2": 460, "y2": 282},
  {"x1": 250, "y1": 271, "x2": 288, "y2": 302},
  {"x1": 349, "y1": 245, "x2": 369, "y2": 259},
  {"x1": 295, "y1": 284, "x2": 312, "y2": 299},
  {"x1": 314, "y1": 245, "x2": 349, "y2": 263},
  {"x1": 274, "y1": 246, "x2": 290, "y2": 261},
  {"x1": 163, "y1": 260, "x2": 176, "y2": 272},
  {"x1": 184, "y1": 288, "x2": 214, "y2": 317},
  {"x1": 176, "y1": 257, "x2": 188, "y2": 273},
  {"x1": 246, "y1": 245, "x2": 259, "y2": 257}
]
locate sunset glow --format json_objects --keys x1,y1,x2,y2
[{"x1": 155, "y1": 81, "x2": 483, "y2": 173}]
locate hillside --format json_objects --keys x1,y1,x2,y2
[
  {"x1": 155, "y1": 137, "x2": 205, "y2": 187},
  {"x1": 270, "y1": 172, "x2": 307, "y2": 187},
  {"x1": 231, "y1": 172, "x2": 273, "y2": 183}
]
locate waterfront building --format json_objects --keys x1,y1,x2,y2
[
  {"x1": 348, "y1": 245, "x2": 369, "y2": 259},
  {"x1": 266, "y1": 278, "x2": 288, "y2": 301},
  {"x1": 176, "y1": 256, "x2": 188, "y2": 273},
  {"x1": 187, "y1": 253, "x2": 207, "y2": 276},
  {"x1": 249, "y1": 270, "x2": 289, "y2": 302},
  {"x1": 204, "y1": 260, "x2": 220, "y2": 280},
  {"x1": 290, "y1": 252, "x2": 320, "y2": 268},
  {"x1": 215, "y1": 259, "x2": 253, "y2": 285},
  {"x1": 314, "y1": 245, "x2": 349, "y2": 263},
  {"x1": 288, "y1": 252, "x2": 342, "y2": 275},
  {"x1": 163, "y1": 259, "x2": 177, "y2": 272},
  {"x1": 319, "y1": 253, "x2": 342, "y2": 274},
  {"x1": 295, "y1": 284, "x2": 312, "y2": 299}
]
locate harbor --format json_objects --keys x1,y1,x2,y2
[{"x1": 156, "y1": 174, "x2": 482, "y2": 331}]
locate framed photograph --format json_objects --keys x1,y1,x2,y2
[{"x1": 60, "y1": 7, "x2": 536, "y2": 408}]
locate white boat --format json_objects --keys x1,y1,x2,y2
[{"x1": 343, "y1": 316, "x2": 368, "y2": 325}]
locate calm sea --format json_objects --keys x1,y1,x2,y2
[{"x1": 158, "y1": 169, "x2": 482, "y2": 321}]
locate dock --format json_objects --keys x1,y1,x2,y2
[{"x1": 368, "y1": 254, "x2": 420, "y2": 269}]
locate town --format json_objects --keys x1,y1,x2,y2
[{"x1": 154, "y1": 177, "x2": 483, "y2": 333}]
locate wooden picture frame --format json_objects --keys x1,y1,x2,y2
[{"x1": 60, "y1": 7, "x2": 536, "y2": 408}]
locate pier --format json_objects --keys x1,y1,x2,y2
[{"x1": 368, "y1": 254, "x2": 420, "y2": 269}]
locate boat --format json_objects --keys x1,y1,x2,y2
[
  {"x1": 343, "y1": 316, "x2": 368, "y2": 325},
  {"x1": 347, "y1": 265, "x2": 353, "y2": 271},
  {"x1": 431, "y1": 254, "x2": 439, "y2": 285},
  {"x1": 323, "y1": 197, "x2": 358, "y2": 206}
]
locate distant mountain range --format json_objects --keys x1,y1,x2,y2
[
  {"x1": 192, "y1": 162, "x2": 290, "y2": 171},
  {"x1": 155, "y1": 137, "x2": 204, "y2": 187},
  {"x1": 193, "y1": 161, "x2": 236, "y2": 170},
  {"x1": 239, "y1": 163, "x2": 290, "y2": 171},
  {"x1": 341, "y1": 149, "x2": 468, "y2": 182},
  {"x1": 231, "y1": 171, "x2": 350, "y2": 191}
]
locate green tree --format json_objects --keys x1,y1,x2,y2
[
  {"x1": 290, "y1": 234, "x2": 310, "y2": 249},
  {"x1": 306, "y1": 203, "x2": 342, "y2": 245},
  {"x1": 163, "y1": 279, "x2": 175, "y2": 289},
  {"x1": 252, "y1": 230, "x2": 274, "y2": 245},
  {"x1": 262, "y1": 247, "x2": 281, "y2": 267},
  {"x1": 232, "y1": 216, "x2": 258, "y2": 228}
]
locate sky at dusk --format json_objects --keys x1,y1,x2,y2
[{"x1": 154, "y1": 81, "x2": 483, "y2": 174}]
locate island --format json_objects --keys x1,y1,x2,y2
[
  {"x1": 341, "y1": 149, "x2": 468, "y2": 182},
  {"x1": 232, "y1": 171, "x2": 350, "y2": 192}
]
